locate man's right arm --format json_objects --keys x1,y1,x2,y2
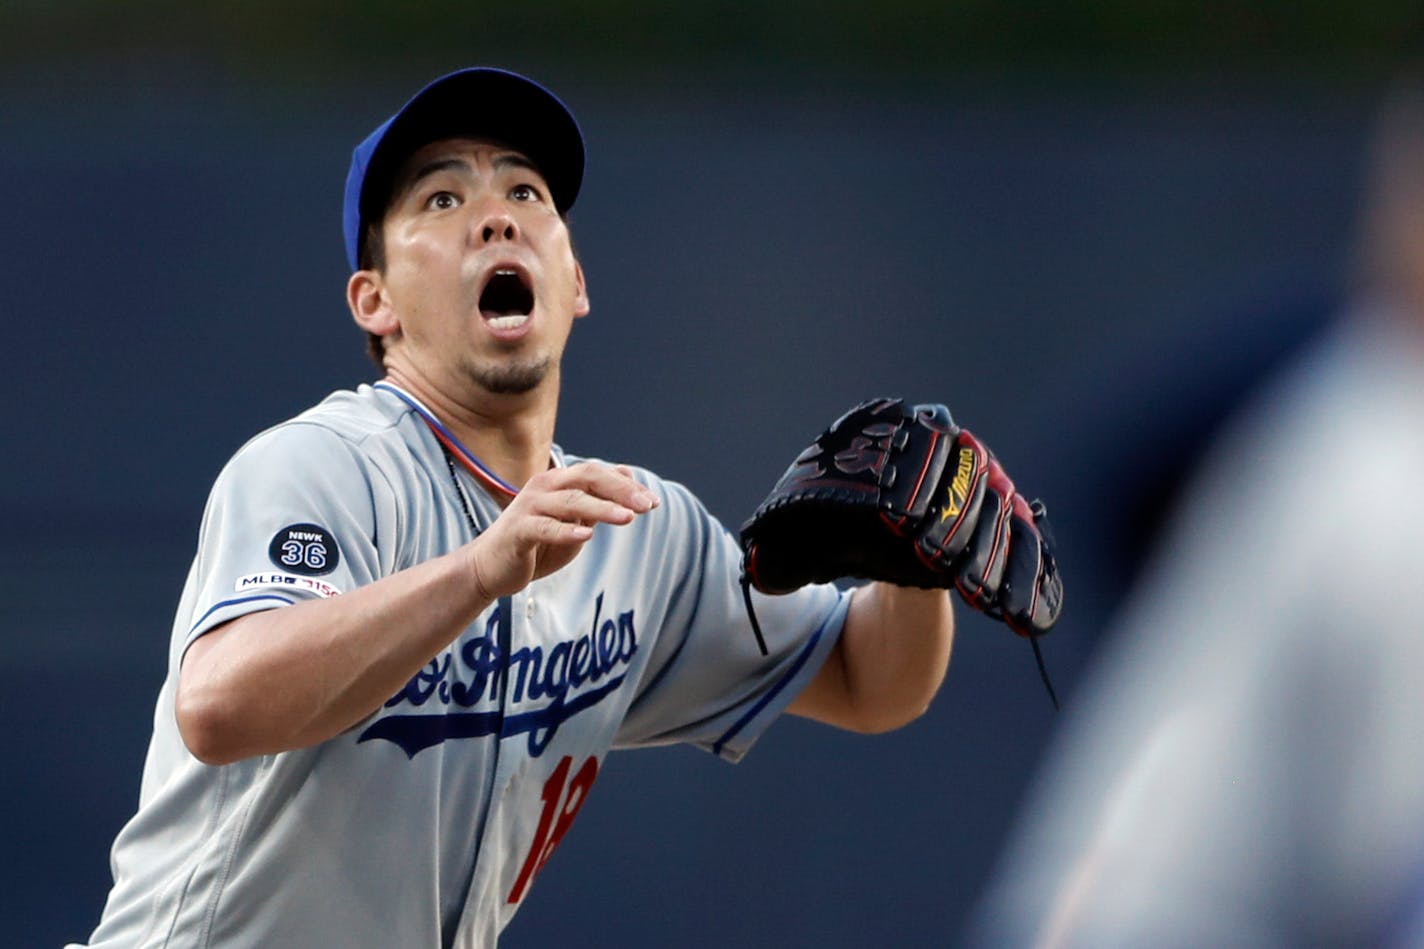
[{"x1": 176, "y1": 462, "x2": 658, "y2": 765}]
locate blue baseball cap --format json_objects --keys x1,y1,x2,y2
[{"x1": 342, "y1": 67, "x2": 585, "y2": 270}]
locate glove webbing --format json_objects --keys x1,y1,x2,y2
[{"x1": 738, "y1": 576, "x2": 1058, "y2": 710}]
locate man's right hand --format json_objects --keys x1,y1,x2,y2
[{"x1": 467, "y1": 462, "x2": 659, "y2": 600}]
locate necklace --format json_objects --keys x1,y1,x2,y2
[{"x1": 444, "y1": 450, "x2": 480, "y2": 536}]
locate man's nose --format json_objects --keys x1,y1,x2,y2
[{"x1": 477, "y1": 206, "x2": 518, "y2": 243}]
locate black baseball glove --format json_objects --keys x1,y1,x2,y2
[{"x1": 739, "y1": 397, "x2": 1063, "y2": 640}]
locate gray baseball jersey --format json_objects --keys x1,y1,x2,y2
[{"x1": 76, "y1": 382, "x2": 848, "y2": 948}]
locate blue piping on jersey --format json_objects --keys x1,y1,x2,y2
[
  {"x1": 710, "y1": 611, "x2": 834, "y2": 758},
  {"x1": 372, "y1": 380, "x2": 520, "y2": 495},
  {"x1": 188, "y1": 594, "x2": 297, "y2": 635}
]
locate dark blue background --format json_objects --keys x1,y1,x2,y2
[{"x1": 2, "y1": 55, "x2": 1369, "y2": 947}]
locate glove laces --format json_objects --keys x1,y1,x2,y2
[{"x1": 740, "y1": 576, "x2": 770, "y2": 656}]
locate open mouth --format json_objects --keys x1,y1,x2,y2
[{"x1": 479, "y1": 269, "x2": 535, "y2": 330}]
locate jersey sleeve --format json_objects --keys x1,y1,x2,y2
[
  {"x1": 177, "y1": 421, "x2": 397, "y2": 654},
  {"x1": 613, "y1": 474, "x2": 850, "y2": 762}
]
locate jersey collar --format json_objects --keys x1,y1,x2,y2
[{"x1": 373, "y1": 380, "x2": 560, "y2": 501}]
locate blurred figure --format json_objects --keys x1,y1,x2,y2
[{"x1": 970, "y1": 70, "x2": 1424, "y2": 948}]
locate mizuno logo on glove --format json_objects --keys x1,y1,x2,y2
[{"x1": 941, "y1": 447, "x2": 976, "y2": 520}]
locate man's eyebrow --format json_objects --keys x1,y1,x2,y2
[
  {"x1": 395, "y1": 157, "x2": 470, "y2": 199},
  {"x1": 492, "y1": 153, "x2": 541, "y2": 177},
  {"x1": 396, "y1": 152, "x2": 545, "y2": 200},
  {"x1": 393, "y1": 156, "x2": 469, "y2": 203}
]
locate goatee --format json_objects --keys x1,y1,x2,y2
[{"x1": 466, "y1": 355, "x2": 552, "y2": 395}]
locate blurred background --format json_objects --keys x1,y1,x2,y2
[{"x1": 2, "y1": 3, "x2": 1419, "y2": 946}]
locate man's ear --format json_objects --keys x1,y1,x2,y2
[
  {"x1": 572, "y1": 258, "x2": 590, "y2": 319},
  {"x1": 347, "y1": 269, "x2": 400, "y2": 338}
]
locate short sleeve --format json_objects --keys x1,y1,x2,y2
[
  {"x1": 613, "y1": 475, "x2": 850, "y2": 762},
  {"x1": 179, "y1": 422, "x2": 395, "y2": 652}
]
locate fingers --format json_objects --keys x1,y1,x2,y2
[
  {"x1": 468, "y1": 463, "x2": 660, "y2": 600},
  {"x1": 544, "y1": 462, "x2": 658, "y2": 519},
  {"x1": 998, "y1": 499, "x2": 1064, "y2": 637},
  {"x1": 952, "y1": 451, "x2": 1015, "y2": 607},
  {"x1": 512, "y1": 462, "x2": 659, "y2": 541},
  {"x1": 943, "y1": 451, "x2": 1063, "y2": 638}
]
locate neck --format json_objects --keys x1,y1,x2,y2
[{"x1": 382, "y1": 367, "x2": 558, "y2": 490}]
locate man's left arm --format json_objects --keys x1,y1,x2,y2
[{"x1": 788, "y1": 583, "x2": 954, "y2": 733}]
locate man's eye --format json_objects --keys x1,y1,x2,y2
[
  {"x1": 510, "y1": 183, "x2": 543, "y2": 203},
  {"x1": 425, "y1": 191, "x2": 460, "y2": 210}
]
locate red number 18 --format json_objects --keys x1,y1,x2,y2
[{"x1": 506, "y1": 755, "x2": 599, "y2": 904}]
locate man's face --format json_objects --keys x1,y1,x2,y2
[{"x1": 369, "y1": 137, "x2": 588, "y2": 398}]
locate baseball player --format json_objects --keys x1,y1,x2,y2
[{"x1": 72, "y1": 67, "x2": 1059, "y2": 948}]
